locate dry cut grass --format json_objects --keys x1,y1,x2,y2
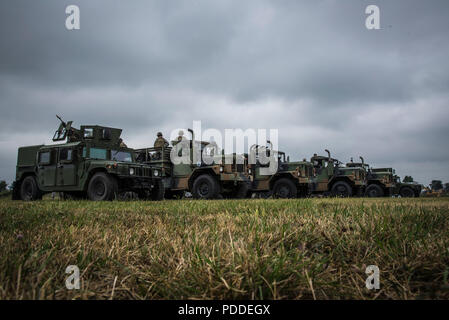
[{"x1": 0, "y1": 197, "x2": 448, "y2": 299}]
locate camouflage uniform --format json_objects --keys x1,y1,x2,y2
[
  {"x1": 154, "y1": 136, "x2": 169, "y2": 148},
  {"x1": 153, "y1": 133, "x2": 169, "y2": 160},
  {"x1": 119, "y1": 139, "x2": 127, "y2": 148}
]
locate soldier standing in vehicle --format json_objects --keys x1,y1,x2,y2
[
  {"x1": 154, "y1": 132, "x2": 169, "y2": 148},
  {"x1": 153, "y1": 132, "x2": 169, "y2": 160},
  {"x1": 119, "y1": 138, "x2": 127, "y2": 148}
]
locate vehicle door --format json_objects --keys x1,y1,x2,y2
[
  {"x1": 315, "y1": 159, "x2": 330, "y2": 192},
  {"x1": 37, "y1": 149, "x2": 57, "y2": 187},
  {"x1": 56, "y1": 147, "x2": 77, "y2": 186}
]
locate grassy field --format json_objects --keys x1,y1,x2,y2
[{"x1": 0, "y1": 197, "x2": 448, "y2": 300}]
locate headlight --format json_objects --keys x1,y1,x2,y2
[
  {"x1": 248, "y1": 168, "x2": 252, "y2": 174},
  {"x1": 129, "y1": 168, "x2": 135, "y2": 175},
  {"x1": 153, "y1": 169, "x2": 159, "y2": 176},
  {"x1": 219, "y1": 166, "x2": 224, "y2": 173}
]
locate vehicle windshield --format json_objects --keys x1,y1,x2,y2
[
  {"x1": 111, "y1": 150, "x2": 132, "y2": 162},
  {"x1": 89, "y1": 148, "x2": 107, "y2": 160}
]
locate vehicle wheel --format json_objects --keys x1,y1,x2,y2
[
  {"x1": 272, "y1": 178, "x2": 297, "y2": 199},
  {"x1": 331, "y1": 181, "x2": 352, "y2": 197},
  {"x1": 192, "y1": 174, "x2": 219, "y2": 199},
  {"x1": 365, "y1": 184, "x2": 384, "y2": 197},
  {"x1": 87, "y1": 172, "x2": 118, "y2": 201},
  {"x1": 20, "y1": 176, "x2": 42, "y2": 201},
  {"x1": 151, "y1": 179, "x2": 165, "y2": 200},
  {"x1": 399, "y1": 186, "x2": 415, "y2": 198}
]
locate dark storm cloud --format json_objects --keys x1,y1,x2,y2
[{"x1": 1, "y1": 0, "x2": 449, "y2": 184}]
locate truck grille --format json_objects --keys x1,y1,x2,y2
[{"x1": 132, "y1": 166, "x2": 151, "y2": 177}]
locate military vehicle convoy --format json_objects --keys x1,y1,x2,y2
[
  {"x1": 135, "y1": 135, "x2": 316, "y2": 199},
  {"x1": 12, "y1": 117, "x2": 164, "y2": 201},
  {"x1": 12, "y1": 117, "x2": 421, "y2": 201}
]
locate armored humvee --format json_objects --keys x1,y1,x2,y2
[
  {"x1": 12, "y1": 117, "x2": 164, "y2": 201},
  {"x1": 247, "y1": 143, "x2": 316, "y2": 198},
  {"x1": 135, "y1": 129, "x2": 251, "y2": 199},
  {"x1": 311, "y1": 150, "x2": 366, "y2": 197}
]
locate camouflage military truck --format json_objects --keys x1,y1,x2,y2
[
  {"x1": 392, "y1": 173, "x2": 422, "y2": 197},
  {"x1": 135, "y1": 129, "x2": 251, "y2": 199},
  {"x1": 346, "y1": 157, "x2": 421, "y2": 197},
  {"x1": 344, "y1": 157, "x2": 393, "y2": 197},
  {"x1": 311, "y1": 150, "x2": 366, "y2": 197},
  {"x1": 12, "y1": 117, "x2": 164, "y2": 201},
  {"x1": 247, "y1": 143, "x2": 316, "y2": 198}
]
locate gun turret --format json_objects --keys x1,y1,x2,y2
[
  {"x1": 53, "y1": 115, "x2": 69, "y2": 141},
  {"x1": 53, "y1": 115, "x2": 81, "y2": 142}
]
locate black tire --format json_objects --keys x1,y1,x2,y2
[
  {"x1": 192, "y1": 174, "x2": 219, "y2": 199},
  {"x1": 399, "y1": 186, "x2": 415, "y2": 198},
  {"x1": 331, "y1": 181, "x2": 353, "y2": 197},
  {"x1": 272, "y1": 178, "x2": 297, "y2": 199},
  {"x1": 151, "y1": 179, "x2": 165, "y2": 201},
  {"x1": 365, "y1": 184, "x2": 384, "y2": 197},
  {"x1": 20, "y1": 176, "x2": 42, "y2": 201},
  {"x1": 87, "y1": 172, "x2": 118, "y2": 201}
]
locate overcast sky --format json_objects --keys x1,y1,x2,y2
[{"x1": 1, "y1": 0, "x2": 449, "y2": 185}]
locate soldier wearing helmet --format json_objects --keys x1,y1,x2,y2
[{"x1": 154, "y1": 132, "x2": 169, "y2": 148}]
